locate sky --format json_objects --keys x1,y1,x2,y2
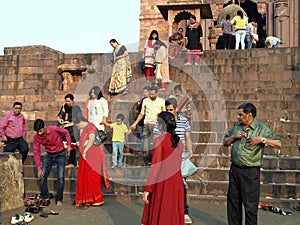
[{"x1": 0, "y1": 0, "x2": 140, "y2": 54}]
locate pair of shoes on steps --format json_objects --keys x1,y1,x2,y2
[{"x1": 184, "y1": 214, "x2": 193, "y2": 224}]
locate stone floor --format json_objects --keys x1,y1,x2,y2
[{"x1": 1, "y1": 198, "x2": 300, "y2": 225}]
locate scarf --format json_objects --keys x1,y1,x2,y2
[{"x1": 147, "y1": 38, "x2": 156, "y2": 48}]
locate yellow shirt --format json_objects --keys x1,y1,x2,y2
[
  {"x1": 141, "y1": 97, "x2": 165, "y2": 124},
  {"x1": 110, "y1": 122, "x2": 128, "y2": 142},
  {"x1": 231, "y1": 16, "x2": 248, "y2": 30}
]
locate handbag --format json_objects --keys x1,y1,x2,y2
[
  {"x1": 93, "y1": 129, "x2": 108, "y2": 146},
  {"x1": 181, "y1": 156, "x2": 198, "y2": 178},
  {"x1": 139, "y1": 60, "x2": 146, "y2": 73}
]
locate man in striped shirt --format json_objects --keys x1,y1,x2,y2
[{"x1": 153, "y1": 98, "x2": 194, "y2": 224}]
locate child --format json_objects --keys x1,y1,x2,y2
[{"x1": 105, "y1": 114, "x2": 130, "y2": 168}]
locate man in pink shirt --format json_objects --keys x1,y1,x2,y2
[
  {"x1": 0, "y1": 102, "x2": 29, "y2": 163},
  {"x1": 33, "y1": 119, "x2": 71, "y2": 206}
]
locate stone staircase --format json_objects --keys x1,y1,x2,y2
[{"x1": 1, "y1": 45, "x2": 300, "y2": 208}]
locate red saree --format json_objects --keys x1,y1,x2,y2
[
  {"x1": 141, "y1": 133, "x2": 184, "y2": 225},
  {"x1": 75, "y1": 123, "x2": 110, "y2": 205}
]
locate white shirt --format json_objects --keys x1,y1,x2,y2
[{"x1": 87, "y1": 98, "x2": 109, "y2": 130}]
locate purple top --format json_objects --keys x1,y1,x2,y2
[{"x1": 222, "y1": 20, "x2": 233, "y2": 34}]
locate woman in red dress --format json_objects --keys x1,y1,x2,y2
[
  {"x1": 141, "y1": 111, "x2": 184, "y2": 225},
  {"x1": 73, "y1": 116, "x2": 110, "y2": 209}
]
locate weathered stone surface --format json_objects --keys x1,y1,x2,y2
[{"x1": 0, "y1": 153, "x2": 24, "y2": 212}]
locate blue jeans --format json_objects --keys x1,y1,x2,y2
[
  {"x1": 245, "y1": 35, "x2": 252, "y2": 49},
  {"x1": 112, "y1": 142, "x2": 124, "y2": 167},
  {"x1": 40, "y1": 150, "x2": 66, "y2": 202}
]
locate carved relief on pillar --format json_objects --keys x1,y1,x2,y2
[
  {"x1": 274, "y1": 0, "x2": 289, "y2": 17},
  {"x1": 57, "y1": 64, "x2": 87, "y2": 92},
  {"x1": 61, "y1": 72, "x2": 73, "y2": 92}
]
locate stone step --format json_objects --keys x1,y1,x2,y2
[
  {"x1": 23, "y1": 177, "x2": 300, "y2": 204},
  {"x1": 23, "y1": 163, "x2": 300, "y2": 186},
  {"x1": 23, "y1": 152, "x2": 300, "y2": 170},
  {"x1": 22, "y1": 190, "x2": 299, "y2": 209}
]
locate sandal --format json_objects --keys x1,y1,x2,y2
[
  {"x1": 40, "y1": 212, "x2": 48, "y2": 218},
  {"x1": 46, "y1": 210, "x2": 59, "y2": 215},
  {"x1": 25, "y1": 206, "x2": 43, "y2": 214},
  {"x1": 40, "y1": 199, "x2": 50, "y2": 207},
  {"x1": 75, "y1": 204, "x2": 89, "y2": 210}
]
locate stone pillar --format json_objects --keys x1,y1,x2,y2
[
  {"x1": 274, "y1": 0, "x2": 289, "y2": 46},
  {"x1": 267, "y1": 2, "x2": 274, "y2": 37},
  {"x1": 289, "y1": 0, "x2": 299, "y2": 47},
  {"x1": 0, "y1": 153, "x2": 24, "y2": 212}
]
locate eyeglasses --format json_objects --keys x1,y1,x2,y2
[{"x1": 14, "y1": 107, "x2": 22, "y2": 110}]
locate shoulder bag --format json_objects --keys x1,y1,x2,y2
[{"x1": 94, "y1": 129, "x2": 108, "y2": 146}]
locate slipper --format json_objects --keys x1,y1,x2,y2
[
  {"x1": 11, "y1": 214, "x2": 24, "y2": 224},
  {"x1": 24, "y1": 212, "x2": 34, "y2": 222},
  {"x1": 294, "y1": 205, "x2": 300, "y2": 211},
  {"x1": 16, "y1": 222, "x2": 30, "y2": 225},
  {"x1": 25, "y1": 206, "x2": 43, "y2": 214},
  {"x1": 46, "y1": 210, "x2": 59, "y2": 215},
  {"x1": 40, "y1": 212, "x2": 48, "y2": 218}
]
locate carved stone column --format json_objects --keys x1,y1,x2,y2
[{"x1": 274, "y1": 0, "x2": 289, "y2": 46}]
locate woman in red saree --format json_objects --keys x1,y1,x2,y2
[
  {"x1": 141, "y1": 111, "x2": 184, "y2": 225},
  {"x1": 73, "y1": 116, "x2": 110, "y2": 209}
]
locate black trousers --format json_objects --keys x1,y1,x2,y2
[
  {"x1": 227, "y1": 164, "x2": 260, "y2": 225},
  {"x1": 223, "y1": 33, "x2": 232, "y2": 49},
  {"x1": 184, "y1": 179, "x2": 189, "y2": 214},
  {"x1": 4, "y1": 136, "x2": 29, "y2": 163},
  {"x1": 64, "y1": 125, "x2": 80, "y2": 165}
]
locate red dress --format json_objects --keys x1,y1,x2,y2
[
  {"x1": 75, "y1": 123, "x2": 110, "y2": 205},
  {"x1": 141, "y1": 133, "x2": 184, "y2": 225}
]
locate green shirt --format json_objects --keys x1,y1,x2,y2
[{"x1": 224, "y1": 119, "x2": 281, "y2": 167}]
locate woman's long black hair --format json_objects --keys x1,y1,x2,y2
[
  {"x1": 89, "y1": 85, "x2": 104, "y2": 100},
  {"x1": 157, "y1": 111, "x2": 180, "y2": 147},
  {"x1": 149, "y1": 30, "x2": 159, "y2": 40}
]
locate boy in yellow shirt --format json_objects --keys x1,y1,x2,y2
[{"x1": 105, "y1": 114, "x2": 131, "y2": 168}]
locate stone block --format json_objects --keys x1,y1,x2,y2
[
  {"x1": 24, "y1": 95, "x2": 41, "y2": 103},
  {"x1": 0, "y1": 153, "x2": 24, "y2": 212}
]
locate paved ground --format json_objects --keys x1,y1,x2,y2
[{"x1": 1, "y1": 198, "x2": 300, "y2": 225}]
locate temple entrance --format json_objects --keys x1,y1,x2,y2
[
  {"x1": 223, "y1": 0, "x2": 266, "y2": 48},
  {"x1": 171, "y1": 11, "x2": 195, "y2": 37}
]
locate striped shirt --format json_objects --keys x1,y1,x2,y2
[{"x1": 153, "y1": 114, "x2": 191, "y2": 150}]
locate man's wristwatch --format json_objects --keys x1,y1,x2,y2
[{"x1": 262, "y1": 137, "x2": 266, "y2": 144}]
